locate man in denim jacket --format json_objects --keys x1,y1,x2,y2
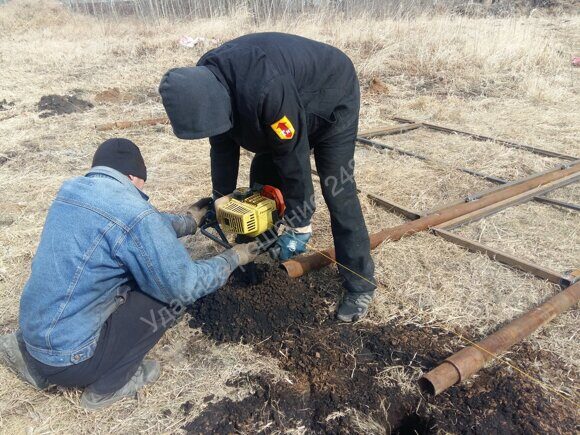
[{"x1": 0, "y1": 138, "x2": 258, "y2": 409}]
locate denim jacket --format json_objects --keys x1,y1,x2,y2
[{"x1": 19, "y1": 166, "x2": 239, "y2": 367}]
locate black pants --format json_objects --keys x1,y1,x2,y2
[
  {"x1": 27, "y1": 290, "x2": 169, "y2": 395},
  {"x1": 250, "y1": 98, "x2": 376, "y2": 293}
]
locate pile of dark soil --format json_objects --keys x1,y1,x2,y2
[
  {"x1": 190, "y1": 265, "x2": 331, "y2": 342},
  {"x1": 184, "y1": 374, "x2": 312, "y2": 434},
  {"x1": 37, "y1": 94, "x2": 93, "y2": 118},
  {"x1": 187, "y1": 265, "x2": 577, "y2": 434}
]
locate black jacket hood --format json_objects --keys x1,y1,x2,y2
[{"x1": 159, "y1": 66, "x2": 232, "y2": 140}]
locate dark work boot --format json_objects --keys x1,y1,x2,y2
[
  {"x1": 337, "y1": 291, "x2": 374, "y2": 322},
  {"x1": 80, "y1": 359, "x2": 161, "y2": 410},
  {"x1": 0, "y1": 332, "x2": 49, "y2": 390}
]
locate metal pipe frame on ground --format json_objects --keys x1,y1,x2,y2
[
  {"x1": 359, "y1": 191, "x2": 580, "y2": 399},
  {"x1": 95, "y1": 114, "x2": 578, "y2": 162},
  {"x1": 360, "y1": 190, "x2": 580, "y2": 288},
  {"x1": 95, "y1": 117, "x2": 579, "y2": 212},
  {"x1": 419, "y1": 281, "x2": 580, "y2": 396},
  {"x1": 392, "y1": 117, "x2": 578, "y2": 161},
  {"x1": 356, "y1": 136, "x2": 580, "y2": 212},
  {"x1": 310, "y1": 166, "x2": 579, "y2": 286},
  {"x1": 281, "y1": 160, "x2": 580, "y2": 277}
]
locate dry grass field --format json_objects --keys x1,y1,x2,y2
[{"x1": 0, "y1": 0, "x2": 578, "y2": 433}]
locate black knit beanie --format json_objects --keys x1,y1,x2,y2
[{"x1": 92, "y1": 138, "x2": 147, "y2": 181}]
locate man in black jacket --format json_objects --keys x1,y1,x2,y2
[{"x1": 159, "y1": 32, "x2": 376, "y2": 322}]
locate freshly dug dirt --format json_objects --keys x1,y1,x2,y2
[
  {"x1": 37, "y1": 94, "x2": 93, "y2": 117},
  {"x1": 187, "y1": 265, "x2": 577, "y2": 434},
  {"x1": 368, "y1": 76, "x2": 390, "y2": 95},
  {"x1": 185, "y1": 374, "x2": 312, "y2": 434},
  {"x1": 95, "y1": 88, "x2": 128, "y2": 104},
  {"x1": 191, "y1": 265, "x2": 331, "y2": 342}
]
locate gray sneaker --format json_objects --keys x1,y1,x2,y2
[
  {"x1": 80, "y1": 359, "x2": 161, "y2": 410},
  {"x1": 337, "y1": 291, "x2": 374, "y2": 322},
  {"x1": 0, "y1": 332, "x2": 49, "y2": 390}
]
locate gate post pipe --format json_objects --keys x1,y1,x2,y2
[
  {"x1": 281, "y1": 161, "x2": 580, "y2": 278},
  {"x1": 419, "y1": 281, "x2": 580, "y2": 395}
]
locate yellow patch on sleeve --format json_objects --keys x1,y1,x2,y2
[{"x1": 270, "y1": 116, "x2": 295, "y2": 140}]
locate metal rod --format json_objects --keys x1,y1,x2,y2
[
  {"x1": 419, "y1": 281, "x2": 580, "y2": 396},
  {"x1": 437, "y1": 173, "x2": 580, "y2": 230},
  {"x1": 533, "y1": 196, "x2": 580, "y2": 212},
  {"x1": 432, "y1": 228, "x2": 573, "y2": 286},
  {"x1": 357, "y1": 123, "x2": 422, "y2": 139},
  {"x1": 366, "y1": 194, "x2": 422, "y2": 220},
  {"x1": 281, "y1": 161, "x2": 580, "y2": 278},
  {"x1": 357, "y1": 137, "x2": 580, "y2": 211},
  {"x1": 96, "y1": 117, "x2": 169, "y2": 131},
  {"x1": 393, "y1": 117, "x2": 578, "y2": 161}
]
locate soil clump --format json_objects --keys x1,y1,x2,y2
[{"x1": 37, "y1": 94, "x2": 93, "y2": 117}]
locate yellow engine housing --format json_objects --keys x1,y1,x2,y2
[{"x1": 216, "y1": 193, "x2": 277, "y2": 237}]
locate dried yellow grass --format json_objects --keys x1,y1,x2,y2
[
  {"x1": 455, "y1": 201, "x2": 580, "y2": 271},
  {"x1": 374, "y1": 127, "x2": 570, "y2": 181},
  {"x1": 355, "y1": 147, "x2": 494, "y2": 213}
]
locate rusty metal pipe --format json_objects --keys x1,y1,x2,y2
[
  {"x1": 96, "y1": 117, "x2": 169, "y2": 131},
  {"x1": 281, "y1": 161, "x2": 580, "y2": 278},
  {"x1": 419, "y1": 281, "x2": 580, "y2": 395}
]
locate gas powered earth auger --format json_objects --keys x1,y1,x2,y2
[{"x1": 199, "y1": 184, "x2": 286, "y2": 284}]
